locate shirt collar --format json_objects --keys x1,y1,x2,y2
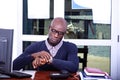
[{"x1": 45, "y1": 39, "x2": 63, "y2": 50}]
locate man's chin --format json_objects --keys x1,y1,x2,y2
[
  {"x1": 48, "y1": 38, "x2": 60, "y2": 46},
  {"x1": 51, "y1": 41, "x2": 59, "y2": 46},
  {"x1": 51, "y1": 39, "x2": 58, "y2": 43}
]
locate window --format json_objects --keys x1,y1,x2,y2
[{"x1": 22, "y1": 0, "x2": 111, "y2": 75}]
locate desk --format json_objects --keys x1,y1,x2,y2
[{"x1": 2, "y1": 71, "x2": 80, "y2": 80}]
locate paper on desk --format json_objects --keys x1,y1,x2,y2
[{"x1": 21, "y1": 70, "x2": 36, "y2": 79}]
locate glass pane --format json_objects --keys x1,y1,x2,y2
[
  {"x1": 78, "y1": 45, "x2": 111, "y2": 75},
  {"x1": 23, "y1": 0, "x2": 111, "y2": 40},
  {"x1": 64, "y1": 0, "x2": 111, "y2": 39}
]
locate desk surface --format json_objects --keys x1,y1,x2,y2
[{"x1": 1, "y1": 71, "x2": 80, "y2": 80}]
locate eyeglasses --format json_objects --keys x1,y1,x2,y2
[{"x1": 51, "y1": 29, "x2": 66, "y2": 36}]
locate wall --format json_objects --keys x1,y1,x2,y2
[{"x1": 0, "y1": 0, "x2": 22, "y2": 61}]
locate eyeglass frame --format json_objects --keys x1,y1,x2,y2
[{"x1": 50, "y1": 28, "x2": 66, "y2": 36}]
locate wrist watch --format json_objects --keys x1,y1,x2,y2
[{"x1": 49, "y1": 57, "x2": 53, "y2": 63}]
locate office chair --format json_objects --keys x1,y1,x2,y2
[{"x1": 78, "y1": 46, "x2": 88, "y2": 70}]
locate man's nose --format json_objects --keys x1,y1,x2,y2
[{"x1": 54, "y1": 32, "x2": 59, "y2": 37}]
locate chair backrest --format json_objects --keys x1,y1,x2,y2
[{"x1": 78, "y1": 46, "x2": 88, "y2": 70}]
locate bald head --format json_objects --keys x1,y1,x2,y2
[{"x1": 50, "y1": 17, "x2": 67, "y2": 32}]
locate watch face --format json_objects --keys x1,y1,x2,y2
[{"x1": 51, "y1": 73, "x2": 61, "y2": 75}]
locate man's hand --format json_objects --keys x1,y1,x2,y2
[
  {"x1": 32, "y1": 57, "x2": 47, "y2": 69},
  {"x1": 31, "y1": 51, "x2": 53, "y2": 69}
]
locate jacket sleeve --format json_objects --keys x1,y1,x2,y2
[
  {"x1": 13, "y1": 42, "x2": 39, "y2": 70},
  {"x1": 13, "y1": 53, "x2": 34, "y2": 70}
]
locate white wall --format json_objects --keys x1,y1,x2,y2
[
  {"x1": 0, "y1": 0, "x2": 17, "y2": 61},
  {"x1": 0, "y1": 0, "x2": 17, "y2": 29},
  {"x1": 0, "y1": 0, "x2": 22, "y2": 61}
]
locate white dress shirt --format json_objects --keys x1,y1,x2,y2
[{"x1": 45, "y1": 40, "x2": 63, "y2": 57}]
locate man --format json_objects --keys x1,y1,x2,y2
[{"x1": 13, "y1": 17, "x2": 79, "y2": 73}]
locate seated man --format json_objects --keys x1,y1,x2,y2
[{"x1": 13, "y1": 17, "x2": 79, "y2": 73}]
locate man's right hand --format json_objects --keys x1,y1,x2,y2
[{"x1": 31, "y1": 51, "x2": 52, "y2": 68}]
